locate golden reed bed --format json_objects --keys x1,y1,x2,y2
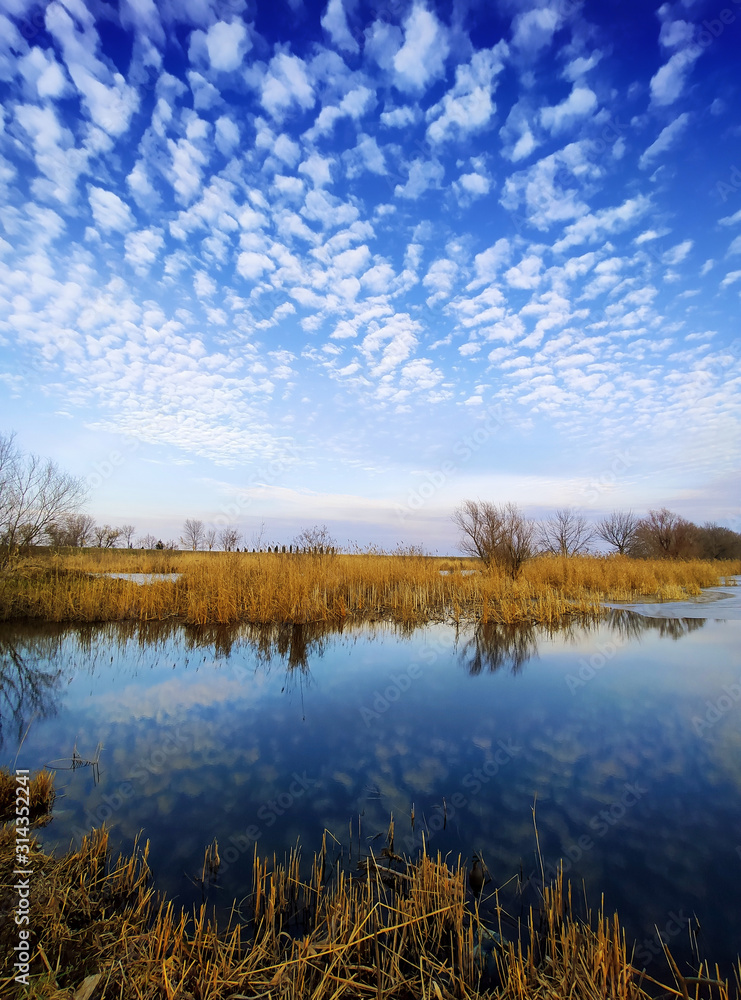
[
  {"x1": 2, "y1": 770, "x2": 739, "y2": 1000},
  {"x1": 0, "y1": 550, "x2": 738, "y2": 627}
]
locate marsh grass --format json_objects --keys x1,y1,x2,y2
[
  {"x1": 0, "y1": 767, "x2": 55, "y2": 823},
  {"x1": 0, "y1": 549, "x2": 738, "y2": 627},
  {"x1": 1, "y1": 772, "x2": 739, "y2": 1000}
]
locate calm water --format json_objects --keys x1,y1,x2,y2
[{"x1": 2, "y1": 600, "x2": 740, "y2": 976}]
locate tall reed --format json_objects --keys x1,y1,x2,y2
[{"x1": 1, "y1": 549, "x2": 738, "y2": 627}]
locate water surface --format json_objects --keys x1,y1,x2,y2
[{"x1": 2, "y1": 603, "x2": 740, "y2": 977}]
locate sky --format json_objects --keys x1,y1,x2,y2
[{"x1": 0, "y1": 0, "x2": 740, "y2": 551}]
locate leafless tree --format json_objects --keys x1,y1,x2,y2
[
  {"x1": 204, "y1": 527, "x2": 217, "y2": 551},
  {"x1": 293, "y1": 524, "x2": 337, "y2": 554},
  {"x1": 452, "y1": 500, "x2": 535, "y2": 577},
  {"x1": 120, "y1": 524, "x2": 136, "y2": 548},
  {"x1": 539, "y1": 508, "x2": 594, "y2": 556},
  {"x1": 630, "y1": 508, "x2": 698, "y2": 559},
  {"x1": 138, "y1": 533, "x2": 158, "y2": 549},
  {"x1": 695, "y1": 522, "x2": 741, "y2": 560},
  {"x1": 596, "y1": 510, "x2": 639, "y2": 555},
  {"x1": 46, "y1": 513, "x2": 96, "y2": 548},
  {"x1": 0, "y1": 432, "x2": 87, "y2": 562},
  {"x1": 181, "y1": 518, "x2": 205, "y2": 551},
  {"x1": 93, "y1": 524, "x2": 121, "y2": 548},
  {"x1": 219, "y1": 526, "x2": 242, "y2": 551}
]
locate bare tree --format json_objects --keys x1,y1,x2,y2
[
  {"x1": 93, "y1": 524, "x2": 121, "y2": 548},
  {"x1": 630, "y1": 508, "x2": 698, "y2": 559},
  {"x1": 204, "y1": 527, "x2": 217, "y2": 551},
  {"x1": 180, "y1": 518, "x2": 205, "y2": 551},
  {"x1": 695, "y1": 522, "x2": 741, "y2": 560},
  {"x1": 0, "y1": 432, "x2": 87, "y2": 562},
  {"x1": 293, "y1": 524, "x2": 337, "y2": 553},
  {"x1": 596, "y1": 510, "x2": 639, "y2": 555},
  {"x1": 452, "y1": 500, "x2": 535, "y2": 577},
  {"x1": 539, "y1": 508, "x2": 594, "y2": 556},
  {"x1": 46, "y1": 513, "x2": 96, "y2": 548},
  {"x1": 138, "y1": 533, "x2": 158, "y2": 549},
  {"x1": 120, "y1": 524, "x2": 136, "y2": 548},
  {"x1": 219, "y1": 526, "x2": 242, "y2": 551}
]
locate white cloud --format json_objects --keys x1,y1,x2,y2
[
  {"x1": 89, "y1": 186, "x2": 136, "y2": 232},
  {"x1": 511, "y1": 7, "x2": 560, "y2": 55},
  {"x1": 454, "y1": 172, "x2": 490, "y2": 201},
  {"x1": 663, "y1": 240, "x2": 692, "y2": 265},
  {"x1": 394, "y1": 158, "x2": 444, "y2": 199},
  {"x1": 124, "y1": 228, "x2": 164, "y2": 275},
  {"x1": 553, "y1": 195, "x2": 651, "y2": 252},
  {"x1": 321, "y1": 0, "x2": 359, "y2": 54},
  {"x1": 346, "y1": 134, "x2": 387, "y2": 176},
  {"x1": 638, "y1": 113, "x2": 690, "y2": 168},
  {"x1": 500, "y1": 141, "x2": 600, "y2": 230},
  {"x1": 205, "y1": 20, "x2": 251, "y2": 72},
  {"x1": 380, "y1": 106, "x2": 417, "y2": 128},
  {"x1": 426, "y1": 43, "x2": 507, "y2": 143},
  {"x1": 562, "y1": 52, "x2": 602, "y2": 81},
  {"x1": 46, "y1": 2, "x2": 139, "y2": 136},
  {"x1": 237, "y1": 251, "x2": 275, "y2": 281},
  {"x1": 719, "y1": 209, "x2": 741, "y2": 227},
  {"x1": 15, "y1": 103, "x2": 88, "y2": 205},
  {"x1": 299, "y1": 153, "x2": 334, "y2": 187},
  {"x1": 719, "y1": 270, "x2": 741, "y2": 289},
  {"x1": 423, "y1": 258, "x2": 458, "y2": 306},
  {"x1": 393, "y1": 3, "x2": 449, "y2": 93},
  {"x1": 261, "y1": 52, "x2": 315, "y2": 120},
  {"x1": 468, "y1": 239, "x2": 511, "y2": 288},
  {"x1": 650, "y1": 46, "x2": 701, "y2": 106},
  {"x1": 500, "y1": 102, "x2": 538, "y2": 162},
  {"x1": 362, "y1": 313, "x2": 421, "y2": 376},
  {"x1": 539, "y1": 86, "x2": 597, "y2": 133},
  {"x1": 504, "y1": 254, "x2": 543, "y2": 290},
  {"x1": 215, "y1": 116, "x2": 240, "y2": 155},
  {"x1": 18, "y1": 47, "x2": 68, "y2": 99}
]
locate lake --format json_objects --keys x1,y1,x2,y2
[{"x1": 2, "y1": 586, "x2": 740, "y2": 978}]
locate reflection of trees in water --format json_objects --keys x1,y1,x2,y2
[
  {"x1": 458, "y1": 622, "x2": 539, "y2": 675},
  {"x1": 0, "y1": 625, "x2": 70, "y2": 749},
  {"x1": 456, "y1": 609, "x2": 707, "y2": 678},
  {"x1": 604, "y1": 609, "x2": 706, "y2": 641}
]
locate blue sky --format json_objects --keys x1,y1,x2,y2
[{"x1": 0, "y1": 0, "x2": 739, "y2": 550}]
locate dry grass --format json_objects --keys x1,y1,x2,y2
[
  {"x1": 0, "y1": 768, "x2": 55, "y2": 823},
  {"x1": 2, "y1": 771, "x2": 739, "y2": 1000},
  {"x1": 0, "y1": 549, "x2": 738, "y2": 627}
]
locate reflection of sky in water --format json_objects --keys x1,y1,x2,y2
[{"x1": 1, "y1": 613, "x2": 740, "y2": 974}]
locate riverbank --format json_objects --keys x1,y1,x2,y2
[
  {"x1": 1, "y1": 550, "x2": 739, "y2": 626},
  {"x1": 2, "y1": 770, "x2": 738, "y2": 1000}
]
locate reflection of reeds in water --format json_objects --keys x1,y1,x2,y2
[
  {"x1": 2, "y1": 550, "x2": 738, "y2": 628},
  {"x1": 2, "y1": 770, "x2": 739, "y2": 1000}
]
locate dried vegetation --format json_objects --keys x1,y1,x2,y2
[{"x1": 2, "y1": 772, "x2": 739, "y2": 1000}]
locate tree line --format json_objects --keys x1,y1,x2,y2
[
  {"x1": 453, "y1": 501, "x2": 741, "y2": 578},
  {"x1": 2, "y1": 433, "x2": 739, "y2": 565}
]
